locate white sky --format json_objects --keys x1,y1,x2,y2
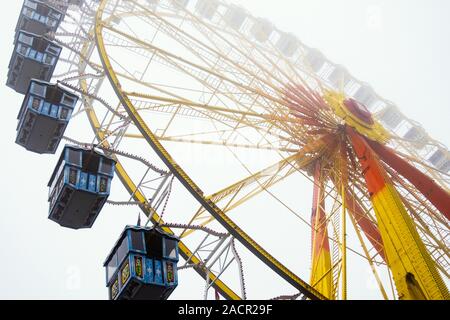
[{"x1": 0, "y1": 0, "x2": 449, "y2": 300}]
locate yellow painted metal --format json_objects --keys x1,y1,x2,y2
[
  {"x1": 107, "y1": 131, "x2": 299, "y2": 153},
  {"x1": 324, "y1": 91, "x2": 390, "y2": 143},
  {"x1": 370, "y1": 183, "x2": 449, "y2": 299},
  {"x1": 340, "y1": 182, "x2": 347, "y2": 300},
  {"x1": 102, "y1": 23, "x2": 286, "y2": 107},
  {"x1": 310, "y1": 249, "x2": 334, "y2": 299},
  {"x1": 310, "y1": 166, "x2": 334, "y2": 299},
  {"x1": 124, "y1": 91, "x2": 301, "y2": 123},
  {"x1": 95, "y1": 0, "x2": 326, "y2": 300},
  {"x1": 180, "y1": 135, "x2": 332, "y2": 239},
  {"x1": 100, "y1": 21, "x2": 310, "y2": 144},
  {"x1": 182, "y1": 151, "x2": 316, "y2": 238},
  {"x1": 350, "y1": 133, "x2": 449, "y2": 300}
]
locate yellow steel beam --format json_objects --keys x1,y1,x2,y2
[
  {"x1": 349, "y1": 128, "x2": 449, "y2": 300},
  {"x1": 340, "y1": 181, "x2": 347, "y2": 300},
  {"x1": 106, "y1": 71, "x2": 300, "y2": 147},
  {"x1": 99, "y1": 21, "x2": 311, "y2": 149},
  {"x1": 181, "y1": 139, "x2": 327, "y2": 238},
  {"x1": 124, "y1": 91, "x2": 308, "y2": 124},
  {"x1": 310, "y1": 162, "x2": 334, "y2": 299},
  {"x1": 120, "y1": 133, "x2": 299, "y2": 153},
  {"x1": 340, "y1": 143, "x2": 348, "y2": 300}
]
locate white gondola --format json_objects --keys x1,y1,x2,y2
[
  {"x1": 145, "y1": 0, "x2": 159, "y2": 7},
  {"x1": 428, "y1": 148, "x2": 450, "y2": 172},
  {"x1": 170, "y1": 0, "x2": 189, "y2": 10},
  {"x1": 276, "y1": 33, "x2": 299, "y2": 58},
  {"x1": 353, "y1": 83, "x2": 377, "y2": 109},
  {"x1": 379, "y1": 104, "x2": 405, "y2": 130},
  {"x1": 250, "y1": 18, "x2": 273, "y2": 43},
  {"x1": 304, "y1": 48, "x2": 326, "y2": 73},
  {"x1": 223, "y1": 4, "x2": 246, "y2": 31},
  {"x1": 327, "y1": 65, "x2": 350, "y2": 89},
  {"x1": 403, "y1": 124, "x2": 428, "y2": 149},
  {"x1": 195, "y1": 0, "x2": 219, "y2": 20}
]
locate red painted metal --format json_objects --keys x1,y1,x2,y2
[
  {"x1": 344, "y1": 98, "x2": 374, "y2": 125},
  {"x1": 366, "y1": 138, "x2": 450, "y2": 221},
  {"x1": 344, "y1": 190, "x2": 386, "y2": 261}
]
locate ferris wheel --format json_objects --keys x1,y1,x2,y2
[{"x1": 7, "y1": 0, "x2": 450, "y2": 300}]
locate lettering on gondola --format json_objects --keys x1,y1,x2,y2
[
  {"x1": 121, "y1": 262, "x2": 130, "y2": 285},
  {"x1": 166, "y1": 262, "x2": 174, "y2": 283},
  {"x1": 134, "y1": 256, "x2": 143, "y2": 279},
  {"x1": 99, "y1": 177, "x2": 108, "y2": 193},
  {"x1": 31, "y1": 97, "x2": 40, "y2": 110},
  {"x1": 60, "y1": 108, "x2": 69, "y2": 120},
  {"x1": 69, "y1": 168, "x2": 77, "y2": 185},
  {"x1": 111, "y1": 278, "x2": 119, "y2": 300}
]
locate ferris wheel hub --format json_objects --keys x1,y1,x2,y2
[{"x1": 324, "y1": 91, "x2": 390, "y2": 143}]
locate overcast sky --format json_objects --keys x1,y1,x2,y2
[{"x1": 0, "y1": 0, "x2": 449, "y2": 300}]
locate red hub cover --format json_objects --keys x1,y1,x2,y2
[{"x1": 343, "y1": 98, "x2": 374, "y2": 125}]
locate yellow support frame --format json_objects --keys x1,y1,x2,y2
[{"x1": 348, "y1": 128, "x2": 449, "y2": 300}]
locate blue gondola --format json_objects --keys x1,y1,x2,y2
[
  {"x1": 16, "y1": 79, "x2": 78, "y2": 154},
  {"x1": 47, "y1": 145, "x2": 116, "y2": 229},
  {"x1": 7, "y1": 30, "x2": 61, "y2": 94},
  {"x1": 16, "y1": 0, "x2": 64, "y2": 38},
  {"x1": 104, "y1": 226, "x2": 180, "y2": 300}
]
